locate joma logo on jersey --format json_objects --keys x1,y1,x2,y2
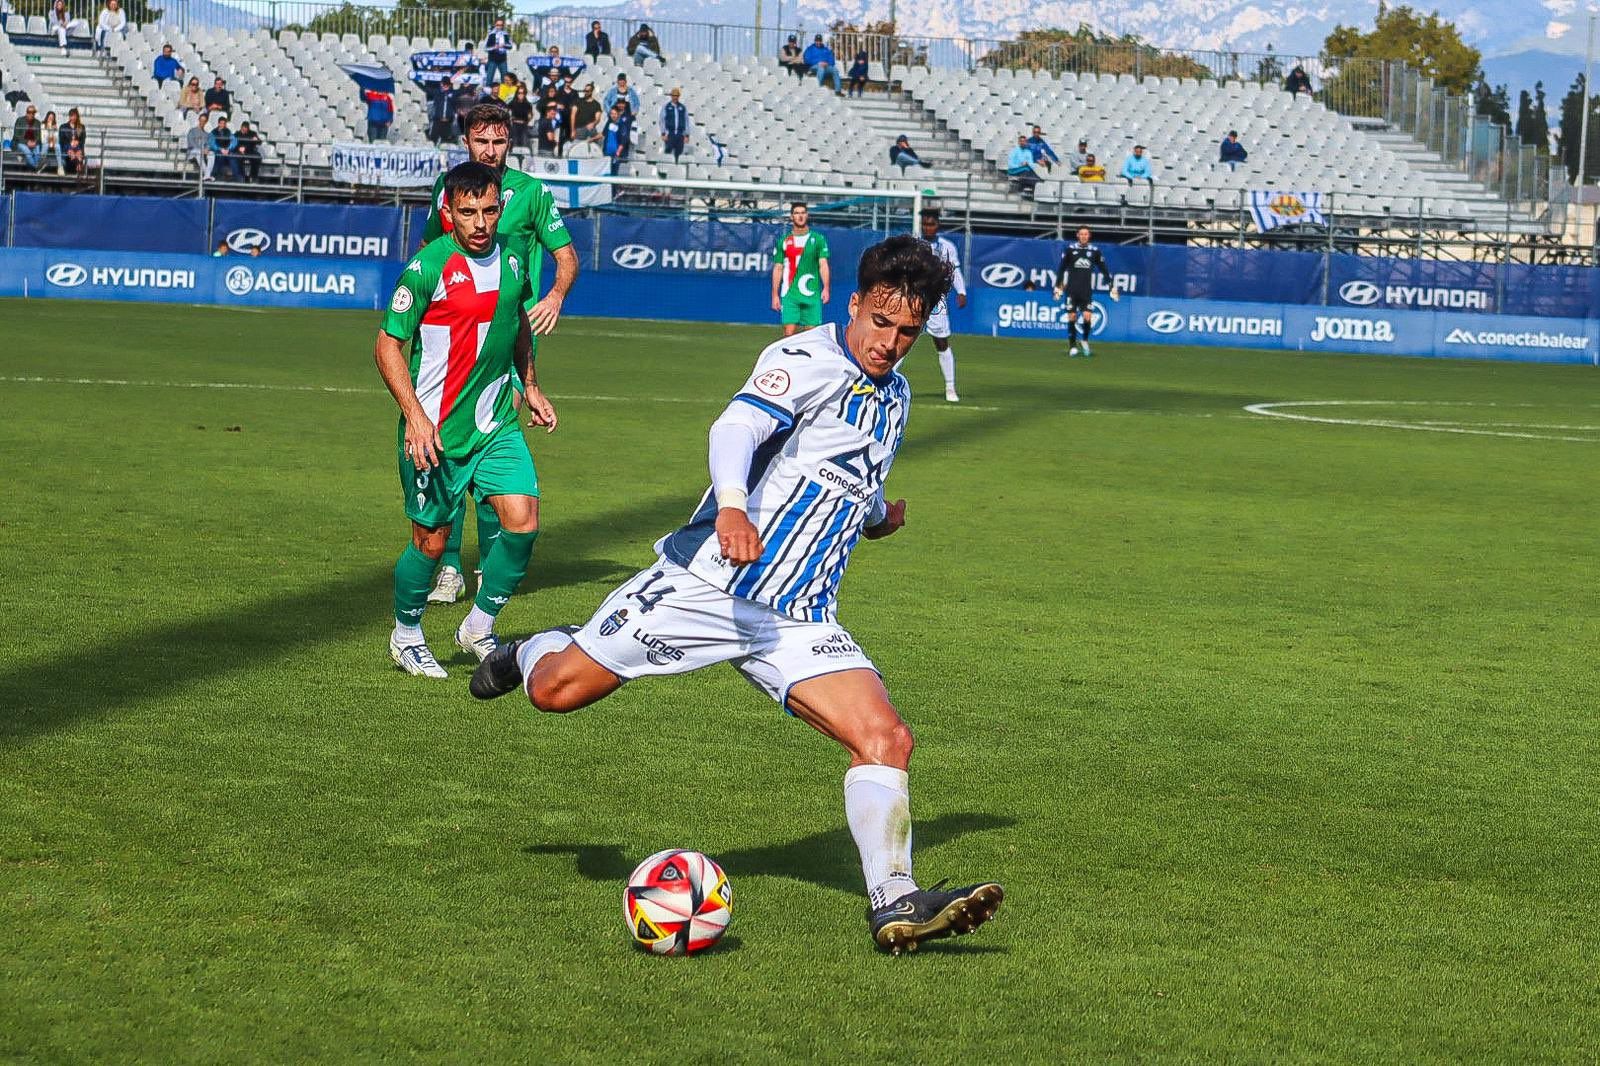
[{"x1": 599, "y1": 608, "x2": 629, "y2": 636}]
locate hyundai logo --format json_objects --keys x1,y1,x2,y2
[
  {"x1": 1338, "y1": 280, "x2": 1381, "y2": 306},
  {"x1": 46, "y1": 262, "x2": 87, "y2": 287},
  {"x1": 979, "y1": 262, "x2": 1026, "y2": 288},
  {"x1": 226, "y1": 227, "x2": 271, "y2": 252},
  {"x1": 224, "y1": 265, "x2": 254, "y2": 295},
  {"x1": 611, "y1": 244, "x2": 657, "y2": 270},
  {"x1": 1146, "y1": 310, "x2": 1185, "y2": 334}
]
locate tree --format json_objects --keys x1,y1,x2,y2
[
  {"x1": 1473, "y1": 77, "x2": 1510, "y2": 129},
  {"x1": 1558, "y1": 74, "x2": 1600, "y2": 181},
  {"x1": 978, "y1": 25, "x2": 1213, "y2": 80},
  {"x1": 295, "y1": 0, "x2": 517, "y2": 47},
  {"x1": 1324, "y1": 5, "x2": 1481, "y2": 94}
]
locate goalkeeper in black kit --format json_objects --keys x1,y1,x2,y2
[{"x1": 1052, "y1": 225, "x2": 1119, "y2": 357}]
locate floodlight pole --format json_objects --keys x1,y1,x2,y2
[{"x1": 1580, "y1": 12, "x2": 1595, "y2": 192}]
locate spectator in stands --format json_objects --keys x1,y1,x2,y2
[
  {"x1": 483, "y1": 17, "x2": 511, "y2": 88},
  {"x1": 495, "y1": 72, "x2": 518, "y2": 103},
  {"x1": 1077, "y1": 152, "x2": 1105, "y2": 181},
  {"x1": 363, "y1": 85, "x2": 394, "y2": 141},
  {"x1": 1026, "y1": 125, "x2": 1059, "y2": 172},
  {"x1": 41, "y1": 109, "x2": 62, "y2": 174},
  {"x1": 185, "y1": 111, "x2": 212, "y2": 180},
  {"x1": 659, "y1": 86, "x2": 691, "y2": 161},
  {"x1": 535, "y1": 48, "x2": 565, "y2": 93},
  {"x1": 1067, "y1": 137, "x2": 1088, "y2": 173},
  {"x1": 50, "y1": 0, "x2": 87, "y2": 57},
  {"x1": 570, "y1": 81, "x2": 602, "y2": 142},
  {"x1": 1285, "y1": 64, "x2": 1311, "y2": 97},
  {"x1": 584, "y1": 20, "x2": 611, "y2": 60},
  {"x1": 1219, "y1": 129, "x2": 1248, "y2": 169},
  {"x1": 603, "y1": 73, "x2": 639, "y2": 118},
  {"x1": 12, "y1": 104, "x2": 42, "y2": 170},
  {"x1": 509, "y1": 84, "x2": 533, "y2": 147},
  {"x1": 61, "y1": 107, "x2": 87, "y2": 174},
  {"x1": 452, "y1": 80, "x2": 478, "y2": 134},
  {"x1": 846, "y1": 50, "x2": 869, "y2": 97},
  {"x1": 213, "y1": 238, "x2": 230, "y2": 256},
  {"x1": 888, "y1": 134, "x2": 931, "y2": 174},
  {"x1": 780, "y1": 35, "x2": 806, "y2": 80},
  {"x1": 1006, "y1": 135, "x2": 1038, "y2": 197},
  {"x1": 626, "y1": 23, "x2": 662, "y2": 64},
  {"x1": 235, "y1": 120, "x2": 261, "y2": 181},
  {"x1": 178, "y1": 76, "x2": 202, "y2": 116},
  {"x1": 204, "y1": 76, "x2": 231, "y2": 115},
  {"x1": 554, "y1": 68, "x2": 577, "y2": 109},
  {"x1": 211, "y1": 114, "x2": 239, "y2": 179},
  {"x1": 803, "y1": 34, "x2": 841, "y2": 93},
  {"x1": 424, "y1": 78, "x2": 455, "y2": 143},
  {"x1": 152, "y1": 43, "x2": 184, "y2": 86},
  {"x1": 602, "y1": 100, "x2": 632, "y2": 174},
  {"x1": 94, "y1": 0, "x2": 126, "y2": 56},
  {"x1": 536, "y1": 100, "x2": 565, "y2": 156},
  {"x1": 1119, "y1": 144, "x2": 1153, "y2": 185}
]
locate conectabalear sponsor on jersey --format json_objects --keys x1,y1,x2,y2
[{"x1": 1444, "y1": 327, "x2": 1589, "y2": 350}]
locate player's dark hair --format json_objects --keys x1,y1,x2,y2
[
  {"x1": 462, "y1": 102, "x2": 511, "y2": 135},
  {"x1": 856, "y1": 235, "x2": 952, "y2": 321},
  {"x1": 443, "y1": 160, "x2": 501, "y2": 204},
  {"x1": 790, "y1": 201, "x2": 807, "y2": 211},
  {"x1": 920, "y1": 207, "x2": 940, "y2": 221}
]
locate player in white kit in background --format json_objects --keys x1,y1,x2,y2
[
  {"x1": 471, "y1": 236, "x2": 1003, "y2": 954},
  {"x1": 918, "y1": 208, "x2": 967, "y2": 403}
]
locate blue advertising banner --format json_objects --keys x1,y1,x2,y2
[
  {"x1": 0, "y1": 247, "x2": 389, "y2": 309},
  {"x1": 1430, "y1": 312, "x2": 1597, "y2": 363},
  {"x1": 1123, "y1": 297, "x2": 1286, "y2": 349},
  {"x1": 213, "y1": 199, "x2": 406, "y2": 258},
  {"x1": 593, "y1": 216, "x2": 881, "y2": 278},
  {"x1": 1149, "y1": 244, "x2": 1325, "y2": 304},
  {"x1": 1326, "y1": 254, "x2": 1498, "y2": 313},
  {"x1": 1281, "y1": 305, "x2": 1432, "y2": 355},
  {"x1": 1499, "y1": 262, "x2": 1600, "y2": 319},
  {"x1": 11, "y1": 192, "x2": 210, "y2": 254}
]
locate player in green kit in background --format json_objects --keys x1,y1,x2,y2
[
  {"x1": 376, "y1": 161, "x2": 560, "y2": 678},
  {"x1": 422, "y1": 103, "x2": 580, "y2": 607},
  {"x1": 771, "y1": 201, "x2": 830, "y2": 337}
]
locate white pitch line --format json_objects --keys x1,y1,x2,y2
[{"x1": 1244, "y1": 400, "x2": 1600, "y2": 443}]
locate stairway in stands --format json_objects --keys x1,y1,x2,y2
[
  {"x1": 15, "y1": 43, "x2": 177, "y2": 173},
  {"x1": 841, "y1": 87, "x2": 1017, "y2": 215}
]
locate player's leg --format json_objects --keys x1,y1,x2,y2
[
  {"x1": 454, "y1": 425, "x2": 541, "y2": 657},
  {"x1": 1063, "y1": 307, "x2": 1079, "y2": 355},
  {"x1": 1079, "y1": 303, "x2": 1094, "y2": 357},
  {"x1": 429, "y1": 507, "x2": 468, "y2": 604},
  {"x1": 742, "y1": 632, "x2": 1003, "y2": 952},
  {"x1": 927, "y1": 306, "x2": 958, "y2": 402},
  {"x1": 780, "y1": 293, "x2": 802, "y2": 337},
  {"x1": 392, "y1": 446, "x2": 467, "y2": 677}
]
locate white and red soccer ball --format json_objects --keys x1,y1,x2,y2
[{"x1": 623, "y1": 849, "x2": 732, "y2": 955}]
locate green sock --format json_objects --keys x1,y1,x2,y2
[
  {"x1": 473, "y1": 498, "x2": 502, "y2": 572},
  {"x1": 439, "y1": 510, "x2": 465, "y2": 573},
  {"x1": 394, "y1": 543, "x2": 438, "y2": 627},
  {"x1": 474, "y1": 529, "x2": 538, "y2": 617}
]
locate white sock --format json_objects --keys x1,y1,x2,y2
[
  {"x1": 844, "y1": 764, "x2": 917, "y2": 908},
  {"x1": 516, "y1": 627, "x2": 575, "y2": 692},
  {"x1": 937, "y1": 348, "x2": 956, "y2": 389},
  {"x1": 392, "y1": 621, "x2": 424, "y2": 645},
  {"x1": 461, "y1": 604, "x2": 496, "y2": 634}
]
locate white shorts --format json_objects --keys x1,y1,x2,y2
[
  {"x1": 572, "y1": 557, "x2": 878, "y2": 707},
  {"x1": 924, "y1": 302, "x2": 951, "y2": 339}
]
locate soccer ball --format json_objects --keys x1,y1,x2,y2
[{"x1": 623, "y1": 849, "x2": 733, "y2": 955}]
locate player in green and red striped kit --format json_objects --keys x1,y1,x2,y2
[
  {"x1": 422, "y1": 102, "x2": 579, "y2": 607},
  {"x1": 375, "y1": 161, "x2": 559, "y2": 678}
]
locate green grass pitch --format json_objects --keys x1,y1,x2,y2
[{"x1": 1, "y1": 299, "x2": 1597, "y2": 1062}]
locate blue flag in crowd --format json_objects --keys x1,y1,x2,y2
[{"x1": 339, "y1": 63, "x2": 396, "y2": 95}]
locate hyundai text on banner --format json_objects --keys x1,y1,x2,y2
[
  {"x1": 213, "y1": 200, "x2": 405, "y2": 258},
  {"x1": 331, "y1": 142, "x2": 443, "y2": 187}
]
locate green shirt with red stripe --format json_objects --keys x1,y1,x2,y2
[
  {"x1": 422, "y1": 165, "x2": 572, "y2": 314},
  {"x1": 382, "y1": 234, "x2": 529, "y2": 458}
]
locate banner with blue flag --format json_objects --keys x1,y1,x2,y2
[
  {"x1": 410, "y1": 50, "x2": 481, "y2": 87},
  {"x1": 526, "y1": 156, "x2": 613, "y2": 208},
  {"x1": 1249, "y1": 189, "x2": 1327, "y2": 232},
  {"x1": 338, "y1": 62, "x2": 395, "y2": 95}
]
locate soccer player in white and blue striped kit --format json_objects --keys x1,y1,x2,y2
[{"x1": 472, "y1": 236, "x2": 1003, "y2": 953}]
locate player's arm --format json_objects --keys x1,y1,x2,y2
[
  {"x1": 818, "y1": 236, "x2": 831, "y2": 304},
  {"x1": 525, "y1": 191, "x2": 580, "y2": 336},
  {"x1": 419, "y1": 177, "x2": 445, "y2": 250},
  {"x1": 1095, "y1": 250, "x2": 1118, "y2": 299},
  {"x1": 377, "y1": 260, "x2": 443, "y2": 466},
  {"x1": 949, "y1": 246, "x2": 968, "y2": 308},
  {"x1": 1052, "y1": 252, "x2": 1069, "y2": 298},
  {"x1": 708, "y1": 401, "x2": 782, "y2": 564},
  {"x1": 862, "y1": 492, "x2": 906, "y2": 540},
  {"x1": 770, "y1": 245, "x2": 783, "y2": 312},
  {"x1": 512, "y1": 313, "x2": 557, "y2": 433}
]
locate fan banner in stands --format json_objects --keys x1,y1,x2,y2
[
  {"x1": 213, "y1": 200, "x2": 406, "y2": 258},
  {"x1": 525, "y1": 55, "x2": 587, "y2": 77},
  {"x1": 1249, "y1": 189, "x2": 1327, "y2": 232},
  {"x1": 410, "y1": 51, "x2": 482, "y2": 86},
  {"x1": 331, "y1": 142, "x2": 443, "y2": 187},
  {"x1": 339, "y1": 62, "x2": 395, "y2": 95},
  {"x1": 527, "y1": 156, "x2": 613, "y2": 208}
]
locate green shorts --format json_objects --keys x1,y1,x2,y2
[
  {"x1": 781, "y1": 295, "x2": 823, "y2": 327},
  {"x1": 398, "y1": 421, "x2": 539, "y2": 529}
]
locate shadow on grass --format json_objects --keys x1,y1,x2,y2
[
  {"x1": 1, "y1": 398, "x2": 1056, "y2": 745},
  {"x1": 524, "y1": 812, "x2": 1015, "y2": 896}
]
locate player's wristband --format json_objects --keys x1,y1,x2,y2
[{"x1": 715, "y1": 487, "x2": 748, "y2": 511}]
